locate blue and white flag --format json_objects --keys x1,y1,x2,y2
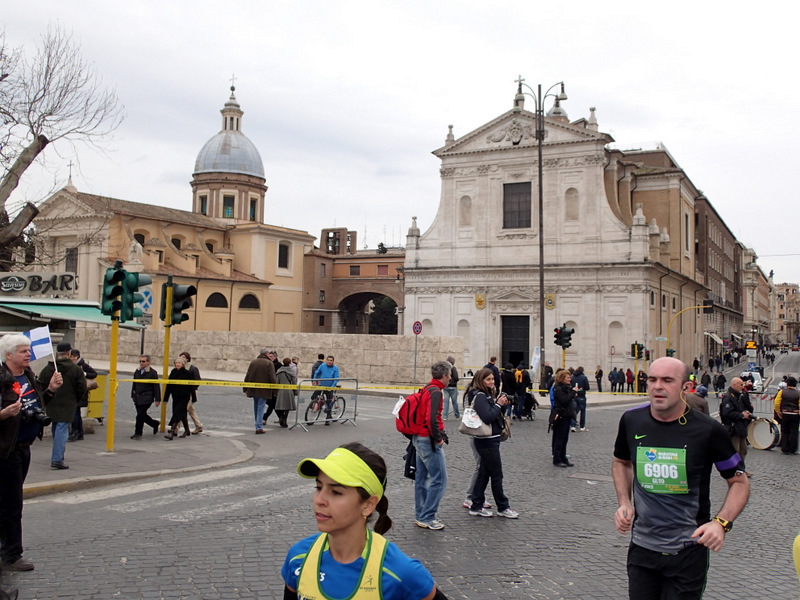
[{"x1": 23, "y1": 325, "x2": 53, "y2": 361}]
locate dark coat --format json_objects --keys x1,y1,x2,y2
[
  {"x1": 38, "y1": 357, "x2": 87, "y2": 423},
  {"x1": 469, "y1": 389, "x2": 504, "y2": 437},
  {"x1": 243, "y1": 354, "x2": 277, "y2": 399},
  {"x1": 163, "y1": 367, "x2": 193, "y2": 405},
  {"x1": 275, "y1": 366, "x2": 297, "y2": 411},
  {"x1": 132, "y1": 367, "x2": 161, "y2": 405},
  {"x1": 552, "y1": 383, "x2": 577, "y2": 420},
  {"x1": 1, "y1": 363, "x2": 50, "y2": 459}
]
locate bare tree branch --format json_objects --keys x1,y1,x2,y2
[
  {"x1": 0, "y1": 24, "x2": 123, "y2": 255},
  {"x1": 0, "y1": 201, "x2": 38, "y2": 246}
]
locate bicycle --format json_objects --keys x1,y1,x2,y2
[{"x1": 305, "y1": 390, "x2": 346, "y2": 424}]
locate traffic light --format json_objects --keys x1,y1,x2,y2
[
  {"x1": 160, "y1": 281, "x2": 197, "y2": 326},
  {"x1": 554, "y1": 327, "x2": 562, "y2": 346},
  {"x1": 703, "y1": 299, "x2": 714, "y2": 314},
  {"x1": 666, "y1": 348, "x2": 675, "y2": 357},
  {"x1": 561, "y1": 326, "x2": 574, "y2": 349},
  {"x1": 645, "y1": 350, "x2": 651, "y2": 361},
  {"x1": 101, "y1": 262, "x2": 125, "y2": 316},
  {"x1": 120, "y1": 272, "x2": 153, "y2": 323},
  {"x1": 631, "y1": 343, "x2": 637, "y2": 357}
]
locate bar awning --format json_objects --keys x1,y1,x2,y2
[
  {"x1": 0, "y1": 300, "x2": 142, "y2": 329},
  {"x1": 704, "y1": 331, "x2": 723, "y2": 345},
  {"x1": 730, "y1": 333, "x2": 742, "y2": 341}
]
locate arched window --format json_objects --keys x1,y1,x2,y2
[
  {"x1": 134, "y1": 233, "x2": 146, "y2": 245},
  {"x1": 171, "y1": 238, "x2": 182, "y2": 250},
  {"x1": 205, "y1": 292, "x2": 228, "y2": 308},
  {"x1": 459, "y1": 196, "x2": 472, "y2": 227},
  {"x1": 422, "y1": 318, "x2": 434, "y2": 336},
  {"x1": 238, "y1": 294, "x2": 260, "y2": 309},
  {"x1": 564, "y1": 188, "x2": 579, "y2": 221}
]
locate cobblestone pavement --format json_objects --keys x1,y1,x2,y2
[{"x1": 5, "y1": 399, "x2": 800, "y2": 599}]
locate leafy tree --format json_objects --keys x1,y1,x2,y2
[
  {"x1": 368, "y1": 295, "x2": 398, "y2": 335},
  {"x1": 0, "y1": 25, "x2": 123, "y2": 261}
]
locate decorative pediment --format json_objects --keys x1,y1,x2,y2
[
  {"x1": 492, "y1": 290, "x2": 537, "y2": 303},
  {"x1": 35, "y1": 190, "x2": 106, "y2": 221},
  {"x1": 434, "y1": 109, "x2": 612, "y2": 158}
]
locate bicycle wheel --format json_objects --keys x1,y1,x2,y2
[
  {"x1": 305, "y1": 399, "x2": 322, "y2": 424},
  {"x1": 329, "y1": 396, "x2": 346, "y2": 421}
]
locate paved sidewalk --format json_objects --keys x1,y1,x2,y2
[{"x1": 23, "y1": 423, "x2": 252, "y2": 499}]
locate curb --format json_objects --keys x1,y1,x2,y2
[{"x1": 22, "y1": 438, "x2": 254, "y2": 499}]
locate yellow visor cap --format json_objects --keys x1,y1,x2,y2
[{"x1": 298, "y1": 447, "x2": 383, "y2": 500}]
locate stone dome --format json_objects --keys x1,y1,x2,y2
[{"x1": 193, "y1": 87, "x2": 265, "y2": 180}]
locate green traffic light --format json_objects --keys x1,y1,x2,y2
[{"x1": 101, "y1": 267, "x2": 125, "y2": 316}]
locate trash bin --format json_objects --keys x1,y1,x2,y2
[{"x1": 87, "y1": 373, "x2": 107, "y2": 420}]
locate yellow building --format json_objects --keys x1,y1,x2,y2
[{"x1": 32, "y1": 86, "x2": 314, "y2": 332}]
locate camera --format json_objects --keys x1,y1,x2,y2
[{"x1": 20, "y1": 397, "x2": 51, "y2": 426}]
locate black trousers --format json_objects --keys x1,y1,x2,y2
[
  {"x1": 0, "y1": 443, "x2": 31, "y2": 564},
  {"x1": 134, "y1": 402, "x2": 160, "y2": 436},
  {"x1": 470, "y1": 438, "x2": 509, "y2": 512},
  {"x1": 781, "y1": 414, "x2": 799, "y2": 453},
  {"x1": 627, "y1": 542, "x2": 708, "y2": 600},
  {"x1": 551, "y1": 415, "x2": 571, "y2": 464}
]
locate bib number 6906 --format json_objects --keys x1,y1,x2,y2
[{"x1": 643, "y1": 463, "x2": 678, "y2": 479}]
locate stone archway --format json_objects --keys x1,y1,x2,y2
[{"x1": 335, "y1": 292, "x2": 398, "y2": 334}]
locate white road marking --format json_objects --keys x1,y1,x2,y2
[
  {"x1": 161, "y1": 483, "x2": 312, "y2": 522},
  {"x1": 31, "y1": 465, "x2": 276, "y2": 505}
]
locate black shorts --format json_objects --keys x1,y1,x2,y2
[{"x1": 627, "y1": 542, "x2": 709, "y2": 600}]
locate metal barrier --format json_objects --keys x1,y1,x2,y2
[{"x1": 290, "y1": 378, "x2": 359, "y2": 432}]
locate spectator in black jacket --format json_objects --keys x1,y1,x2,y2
[
  {"x1": 130, "y1": 355, "x2": 161, "y2": 440},
  {"x1": 68, "y1": 349, "x2": 97, "y2": 441},
  {"x1": 499, "y1": 363, "x2": 517, "y2": 417},
  {"x1": 570, "y1": 366, "x2": 590, "y2": 432}
]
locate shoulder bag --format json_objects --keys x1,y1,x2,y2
[{"x1": 458, "y1": 391, "x2": 493, "y2": 437}]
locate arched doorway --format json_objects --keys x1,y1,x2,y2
[{"x1": 336, "y1": 292, "x2": 398, "y2": 334}]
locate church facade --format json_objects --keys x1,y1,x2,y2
[
  {"x1": 403, "y1": 90, "x2": 707, "y2": 371},
  {"x1": 32, "y1": 87, "x2": 314, "y2": 332}
]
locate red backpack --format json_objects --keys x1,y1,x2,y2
[{"x1": 396, "y1": 384, "x2": 437, "y2": 438}]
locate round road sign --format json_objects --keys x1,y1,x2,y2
[{"x1": 412, "y1": 321, "x2": 423, "y2": 335}]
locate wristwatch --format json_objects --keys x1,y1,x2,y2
[{"x1": 712, "y1": 516, "x2": 733, "y2": 532}]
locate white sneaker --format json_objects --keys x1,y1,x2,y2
[
  {"x1": 463, "y1": 498, "x2": 492, "y2": 509},
  {"x1": 580, "y1": 427, "x2": 588, "y2": 432},
  {"x1": 570, "y1": 427, "x2": 576, "y2": 432},
  {"x1": 497, "y1": 508, "x2": 519, "y2": 519},
  {"x1": 469, "y1": 507, "x2": 494, "y2": 517}
]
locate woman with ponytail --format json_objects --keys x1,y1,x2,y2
[{"x1": 281, "y1": 442, "x2": 447, "y2": 599}]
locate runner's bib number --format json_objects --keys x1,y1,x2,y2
[{"x1": 636, "y1": 446, "x2": 688, "y2": 494}]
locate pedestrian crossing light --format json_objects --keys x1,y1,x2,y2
[
  {"x1": 160, "y1": 281, "x2": 197, "y2": 326},
  {"x1": 101, "y1": 261, "x2": 125, "y2": 317},
  {"x1": 120, "y1": 272, "x2": 153, "y2": 323},
  {"x1": 666, "y1": 348, "x2": 676, "y2": 357}
]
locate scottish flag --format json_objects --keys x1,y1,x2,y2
[{"x1": 23, "y1": 326, "x2": 53, "y2": 361}]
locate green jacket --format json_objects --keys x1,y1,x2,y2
[{"x1": 38, "y1": 357, "x2": 87, "y2": 423}]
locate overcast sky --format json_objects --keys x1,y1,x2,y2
[{"x1": 5, "y1": 2, "x2": 799, "y2": 282}]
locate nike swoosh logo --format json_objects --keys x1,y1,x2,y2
[{"x1": 634, "y1": 434, "x2": 647, "y2": 439}]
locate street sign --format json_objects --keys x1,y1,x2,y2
[
  {"x1": 655, "y1": 336, "x2": 667, "y2": 342},
  {"x1": 412, "y1": 321, "x2": 422, "y2": 335},
  {"x1": 139, "y1": 313, "x2": 152, "y2": 325},
  {"x1": 745, "y1": 340, "x2": 757, "y2": 350},
  {"x1": 610, "y1": 345, "x2": 615, "y2": 355}
]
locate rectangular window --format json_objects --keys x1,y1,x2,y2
[
  {"x1": 249, "y1": 198, "x2": 257, "y2": 221},
  {"x1": 503, "y1": 182, "x2": 531, "y2": 229},
  {"x1": 65, "y1": 247, "x2": 78, "y2": 273},
  {"x1": 319, "y1": 315, "x2": 325, "y2": 327},
  {"x1": 684, "y1": 213, "x2": 690, "y2": 252},
  {"x1": 377, "y1": 264, "x2": 389, "y2": 276},
  {"x1": 200, "y1": 195, "x2": 208, "y2": 215},
  {"x1": 223, "y1": 195, "x2": 235, "y2": 218},
  {"x1": 319, "y1": 290, "x2": 325, "y2": 303},
  {"x1": 278, "y1": 243, "x2": 290, "y2": 269},
  {"x1": 350, "y1": 265, "x2": 360, "y2": 276},
  {"x1": 320, "y1": 263, "x2": 326, "y2": 278}
]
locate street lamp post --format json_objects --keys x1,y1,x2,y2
[{"x1": 514, "y1": 77, "x2": 567, "y2": 385}]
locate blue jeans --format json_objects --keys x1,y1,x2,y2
[
  {"x1": 412, "y1": 435, "x2": 447, "y2": 523},
  {"x1": 51, "y1": 422, "x2": 69, "y2": 463},
  {"x1": 253, "y1": 397, "x2": 266, "y2": 430},
  {"x1": 442, "y1": 387, "x2": 460, "y2": 419},
  {"x1": 570, "y1": 396, "x2": 587, "y2": 429},
  {"x1": 514, "y1": 391, "x2": 527, "y2": 419}
]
